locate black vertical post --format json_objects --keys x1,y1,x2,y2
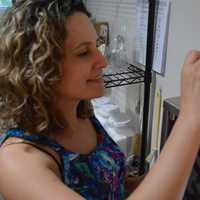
[{"x1": 139, "y1": 0, "x2": 156, "y2": 175}]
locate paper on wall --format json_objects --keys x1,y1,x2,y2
[{"x1": 135, "y1": 0, "x2": 171, "y2": 75}]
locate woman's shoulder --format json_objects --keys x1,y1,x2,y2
[
  {"x1": 0, "y1": 139, "x2": 48, "y2": 191},
  {"x1": 0, "y1": 136, "x2": 57, "y2": 164},
  {"x1": 0, "y1": 136, "x2": 62, "y2": 181},
  {"x1": 0, "y1": 140, "x2": 84, "y2": 200}
]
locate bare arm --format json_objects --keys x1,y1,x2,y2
[
  {"x1": 128, "y1": 117, "x2": 199, "y2": 200},
  {"x1": 128, "y1": 50, "x2": 200, "y2": 200},
  {"x1": 0, "y1": 143, "x2": 85, "y2": 200}
]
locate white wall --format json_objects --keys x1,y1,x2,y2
[
  {"x1": 151, "y1": 0, "x2": 200, "y2": 150},
  {"x1": 158, "y1": 0, "x2": 200, "y2": 99}
]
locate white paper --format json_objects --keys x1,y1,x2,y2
[
  {"x1": 135, "y1": 0, "x2": 171, "y2": 75},
  {"x1": 153, "y1": 0, "x2": 170, "y2": 74},
  {"x1": 135, "y1": 0, "x2": 149, "y2": 65}
]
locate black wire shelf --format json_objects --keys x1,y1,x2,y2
[{"x1": 103, "y1": 64, "x2": 145, "y2": 88}]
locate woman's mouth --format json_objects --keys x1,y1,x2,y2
[
  {"x1": 87, "y1": 76, "x2": 104, "y2": 84},
  {"x1": 88, "y1": 75, "x2": 103, "y2": 81}
]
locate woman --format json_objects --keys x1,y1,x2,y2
[{"x1": 0, "y1": 0, "x2": 200, "y2": 200}]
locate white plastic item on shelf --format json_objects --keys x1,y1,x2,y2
[
  {"x1": 92, "y1": 96, "x2": 111, "y2": 107},
  {"x1": 108, "y1": 129, "x2": 128, "y2": 155},
  {"x1": 92, "y1": 96, "x2": 120, "y2": 119},
  {"x1": 108, "y1": 111, "x2": 132, "y2": 128},
  {"x1": 106, "y1": 125, "x2": 135, "y2": 157},
  {"x1": 94, "y1": 103, "x2": 119, "y2": 118},
  {"x1": 109, "y1": 126, "x2": 134, "y2": 137},
  {"x1": 93, "y1": 113, "x2": 107, "y2": 127},
  {"x1": 96, "y1": 114, "x2": 136, "y2": 157}
]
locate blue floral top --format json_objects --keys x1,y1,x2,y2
[{"x1": 0, "y1": 116, "x2": 126, "y2": 200}]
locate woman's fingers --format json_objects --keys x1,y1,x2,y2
[
  {"x1": 184, "y1": 50, "x2": 200, "y2": 65},
  {"x1": 179, "y1": 50, "x2": 200, "y2": 129}
]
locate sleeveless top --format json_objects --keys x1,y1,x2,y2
[{"x1": 0, "y1": 115, "x2": 126, "y2": 200}]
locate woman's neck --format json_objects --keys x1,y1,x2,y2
[{"x1": 54, "y1": 97, "x2": 81, "y2": 132}]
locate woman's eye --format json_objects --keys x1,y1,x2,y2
[{"x1": 77, "y1": 51, "x2": 89, "y2": 57}]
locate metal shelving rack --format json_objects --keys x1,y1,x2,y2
[
  {"x1": 103, "y1": 64, "x2": 145, "y2": 88},
  {"x1": 103, "y1": 0, "x2": 156, "y2": 175}
]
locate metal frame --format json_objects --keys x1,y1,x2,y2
[
  {"x1": 103, "y1": 64, "x2": 145, "y2": 88},
  {"x1": 139, "y1": 0, "x2": 156, "y2": 175},
  {"x1": 103, "y1": 0, "x2": 156, "y2": 175}
]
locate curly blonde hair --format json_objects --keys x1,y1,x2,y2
[{"x1": 0, "y1": 0, "x2": 93, "y2": 135}]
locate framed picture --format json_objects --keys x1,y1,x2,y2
[
  {"x1": 94, "y1": 22, "x2": 109, "y2": 46},
  {"x1": 94, "y1": 22, "x2": 109, "y2": 56}
]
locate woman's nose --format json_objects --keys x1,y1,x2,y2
[{"x1": 94, "y1": 49, "x2": 108, "y2": 69}]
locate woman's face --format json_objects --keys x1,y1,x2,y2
[{"x1": 56, "y1": 12, "x2": 107, "y2": 101}]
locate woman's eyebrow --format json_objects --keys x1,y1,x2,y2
[
  {"x1": 73, "y1": 37, "x2": 99, "y2": 51},
  {"x1": 73, "y1": 42, "x2": 91, "y2": 51}
]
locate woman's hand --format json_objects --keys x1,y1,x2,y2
[{"x1": 180, "y1": 50, "x2": 200, "y2": 130}]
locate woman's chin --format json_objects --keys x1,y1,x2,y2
[
  {"x1": 86, "y1": 79, "x2": 105, "y2": 96},
  {"x1": 90, "y1": 88, "x2": 105, "y2": 99},
  {"x1": 87, "y1": 87, "x2": 105, "y2": 99},
  {"x1": 71, "y1": 79, "x2": 105, "y2": 100}
]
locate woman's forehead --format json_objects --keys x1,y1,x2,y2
[{"x1": 65, "y1": 12, "x2": 98, "y2": 49}]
